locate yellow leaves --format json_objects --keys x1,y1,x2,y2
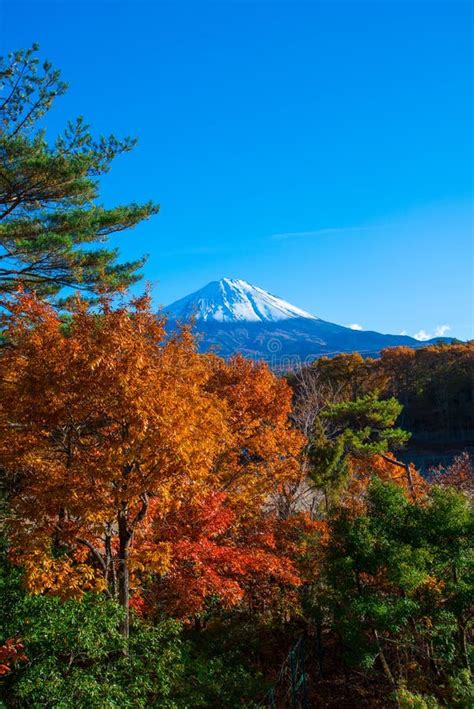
[
  {"x1": 20, "y1": 552, "x2": 106, "y2": 600},
  {"x1": 129, "y1": 543, "x2": 172, "y2": 576},
  {"x1": 421, "y1": 576, "x2": 445, "y2": 595}
]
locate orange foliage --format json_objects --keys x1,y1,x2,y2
[
  {"x1": 0, "y1": 293, "x2": 306, "y2": 627},
  {"x1": 206, "y1": 355, "x2": 305, "y2": 507},
  {"x1": 344, "y1": 453, "x2": 428, "y2": 512},
  {"x1": 0, "y1": 294, "x2": 227, "y2": 617}
]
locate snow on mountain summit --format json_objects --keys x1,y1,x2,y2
[{"x1": 166, "y1": 278, "x2": 319, "y2": 323}]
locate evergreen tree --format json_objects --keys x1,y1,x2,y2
[
  {"x1": 0, "y1": 45, "x2": 159, "y2": 305},
  {"x1": 308, "y1": 393, "x2": 410, "y2": 508}
]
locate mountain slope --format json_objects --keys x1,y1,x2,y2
[
  {"x1": 165, "y1": 279, "x2": 453, "y2": 364},
  {"x1": 166, "y1": 278, "x2": 318, "y2": 323}
]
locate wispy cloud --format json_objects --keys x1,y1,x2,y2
[
  {"x1": 435, "y1": 324, "x2": 451, "y2": 337},
  {"x1": 413, "y1": 324, "x2": 451, "y2": 341},
  {"x1": 270, "y1": 225, "x2": 392, "y2": 241},
  {"x1": 348, "y1": 323, "x2": 363, "y2": 331}
]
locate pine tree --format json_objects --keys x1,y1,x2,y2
[
  {"x1": 307, "y1": 393, "x2": 410, "y2": 508},
  {"x1": 0, "y1": 45, "x2": 159, "y2": 306}
]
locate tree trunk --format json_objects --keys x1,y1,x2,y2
[
  {"x1": 381, "y1": 454, "x2": 416, "y2": 501},
  {"x1": 117, "y1": 508, "x2": 132, "y2": 641},
  {"x1": 374, "y1": 631, "x2": 398, "y2": 696},
  {"x1": 459, "y1": 621, "x2": 471, "y2": 671},
  {"x1": 315, "y1": 622, "x2": 324, "y2": 676},
  {"x1": 105, "y1": 530, "x2": 117, "y2": 599}
]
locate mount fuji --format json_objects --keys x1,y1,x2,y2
[
  {"x1": 166, "y1": 278, "x2": 318, "y2": 323},
  {"x1": 165, "y1": 278, "x2": 452, "y2": 365}
]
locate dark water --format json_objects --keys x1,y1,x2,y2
[{"x1": 398, "y1": 443, "x2": 474, "y2": 477}]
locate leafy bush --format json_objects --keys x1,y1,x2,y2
[
  {"x1": 395, "y1": 683, "x2": 440, "y2": 708},
  {"x1": 0, "y1": 587, "x2": 183, "y2": 707}
]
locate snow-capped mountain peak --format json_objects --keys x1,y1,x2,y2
[{"x1": 166, "y1": 278, "x2": 319, "y2": 323}]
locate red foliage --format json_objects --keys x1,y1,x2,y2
[
  {"x1": 0, "y1": 637, "x2": 27, "y2": 676},
  {"x1": 143, "y1": 492, "x2": 302, "y2": 619}
]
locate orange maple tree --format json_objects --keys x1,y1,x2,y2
[
  {"x1": 0, "y1": 293, "x2": 305, "y2": 636},
  {"x1": 0, "y1": 293, "x2": 228, "y2": 636},
  {"x1": 205, "y1": 354, "x2": 304, "y2": 507},
  {"x1": 132, "y1": 355, "x2": 306, "y2": 621}
]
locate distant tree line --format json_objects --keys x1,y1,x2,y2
[{"x1": 294, "y1": 343, "x2": 474, "y2": 445}]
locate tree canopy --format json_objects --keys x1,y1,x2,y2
[{"x1": 0, "y1": 292, "x2": 304, "y2": 639}]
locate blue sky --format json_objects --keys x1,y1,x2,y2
[{"x1": 2, "y1": 1, "x2": 473, "y2": 339}]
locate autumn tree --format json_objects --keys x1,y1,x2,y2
[
  {"x1": 0, "y1": 295, "x2": 306, "y2": 637},
  {"x1": 0, "y1": 45, "x2": 158, "y2": 306},
  {"x1": 0, "y1": 293, "x2": 228, "y2": 638},
  {"x1": 310, "y1": 352, "x2": 387, "y2": 400},
  {"x1": 205, "y1": 354, "x2": 305, "y2": 510},
  {"x1": 131, "y1": 355, "x2": 307, "y2": 620}
]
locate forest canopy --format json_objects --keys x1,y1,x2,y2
[{"x1": 0, "y1": 292, "x2": 471, "y2": 707}]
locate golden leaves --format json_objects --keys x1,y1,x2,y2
[
  {"x1": 20, "y1": 552, "x2": 106, "y2": 599},
  {"x1": 0, "y1": 292, "x2": 306, "y2": 609}
]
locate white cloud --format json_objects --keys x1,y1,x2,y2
[
  {"x1": 348, "y1": 323, "x2": 363, "y2": 331},
  {"x1": 414, "y1": 330, "x2": 431, "y2": 341},
  {"x1": 413, "y1": 324, "x2": 451, "y2": 341},
  {"x1": 400, "y1": 330, "x2": 408, "y2": 336}
]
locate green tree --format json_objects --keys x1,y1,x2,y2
[
  {"x1": 0, "y1": 549, "x2": 183, "y2": 707},
  {"x1": 307, "y1": 393, "x2": 409, "y2": 508},
  {"x1": 319, "y1": 480, "x2": 473, "y2": 702},
  {"x1": 0, "y1": 45, "x2": 158, "y2": 306}
]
